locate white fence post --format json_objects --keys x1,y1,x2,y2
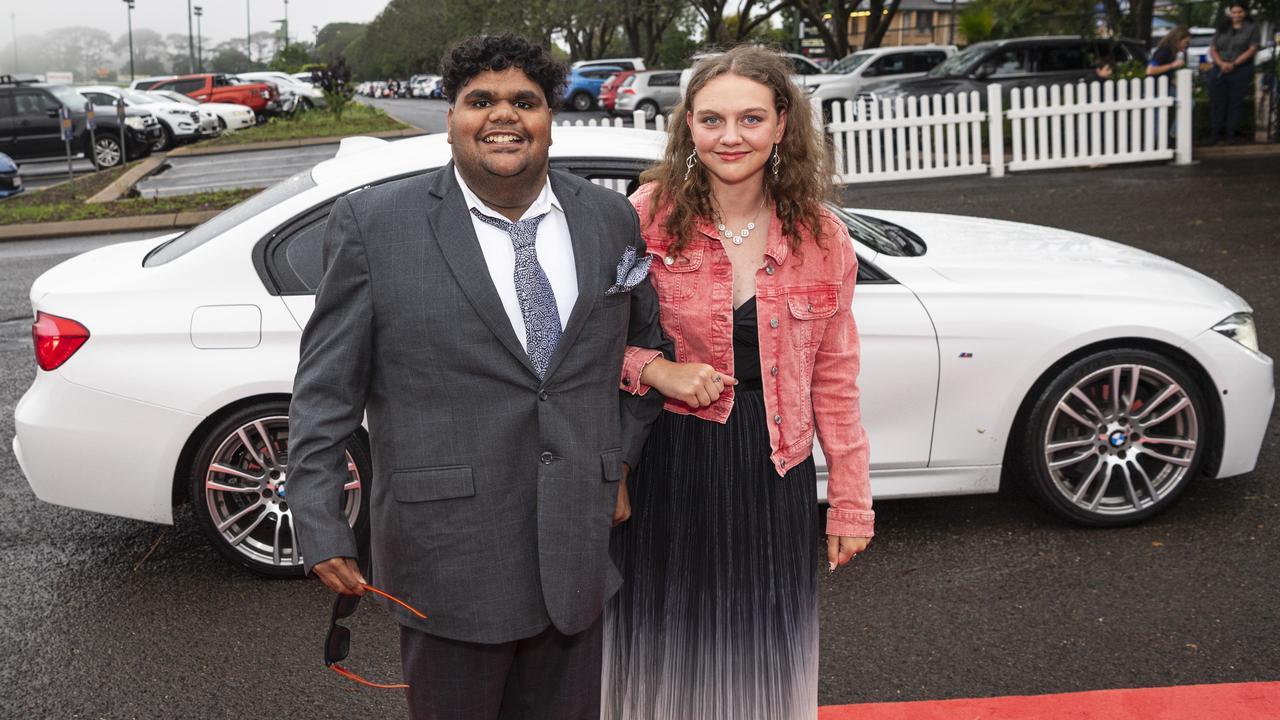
[
  {"x1": 1175, "y1": 68, "x2": 1193, "y2": 165},
  {"x1": 987, "y1": 84, "x2": 1005, "y2": 178},
  {"x1": 632, "y1": 109, "x2": 646, "y2": 130}
]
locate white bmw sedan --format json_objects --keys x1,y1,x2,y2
[{"x1": 13, "y1": 128, "x2": 1274, "y2": 577}]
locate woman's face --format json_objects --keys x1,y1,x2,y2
[
  {"x1": 1178, "y1": 36, "x2": 1191, "y2": 51},
  {"x1": 1229, "y1": 5, "x2": 1247, "y2": 24},
  {"x1": 686, "y1": 73, "x2": 787, "y2": 188}
]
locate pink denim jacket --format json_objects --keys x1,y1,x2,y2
[{"x1": 620, "y1": 182, "x2": 874, "y2": 538}]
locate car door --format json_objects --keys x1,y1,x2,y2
[
  {"x1": 0, "y1": 91, "x2": 16, "y2": 155},
  {"x1": 648, "y1": 72, "x2": 683, "y2": 110},
  {"x1": 10, "y1": 89, "x2": 65, "y2": 159},
  {"x1": 1034, "y1": 41, "x2": 1091, "y2": 87},
  {"x1": 980, "y1": 46, "x2": 1035, "y2": 103}
]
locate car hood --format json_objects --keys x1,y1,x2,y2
[
  {"x1": 856, "y1": 209, "x2": 1247, "y2": 310},
  {"x1": 866, "y1": 76, "x2": 975, "y2": 97}
]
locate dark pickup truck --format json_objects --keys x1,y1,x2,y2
[{"x1": 0, "y1": 78, "x2": 158, "y2": 168}]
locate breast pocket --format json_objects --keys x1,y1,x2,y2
[
  {"x1": 648, "y1": 245, "x2": 702, "y2": 301},
  {"x1": 787, "y1": 285, "x2": 839, "y2": 350}
]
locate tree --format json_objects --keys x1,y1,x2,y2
[
  {"x1": 958, "y1": 0, "x2": 1094, "y2": 41},
  {"x1": 46, "y1": 26, "x2": 114, "y2": 80},
  {"x1": 313, "y1": 22, "x2": 366, "y2": 64},
  {"x1": 209, "y1": 48, "x2": 252, "y2": 74},
  {"x1": 1101, "y1": 0, "x2": 1156, "y2": 43},
  {"x1": 787, "y1": 0, "x2": 855, "y2": 59},
  {"x1": 620, "y1": 0, "x2": 687, "y2": 64},
  {"x1": 271, "y1": 42, "x2": 313, "y2": 72},
  {"x1": 862, "y1": 0, "x2": 905, "y2": 49}
]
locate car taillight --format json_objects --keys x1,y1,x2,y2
[
  {"x1": 32, "y1": 312, "x2": 89, "y2": 371},
  {"x1": 622, "y1": 88, "x2": 636, "y2": 95}
]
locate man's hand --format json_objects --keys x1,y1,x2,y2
[
  {"x1": 826, "y1": 535, "x2": 871, "y2": 572},
  {"x1": 641, "y1": 358, "x2": 736, "y2": 408},
  {"x1": 313, "y1": 557, "x2": 367, "y2": 595},
  {"x1": 613, "y1": 465, "x2": 632, "y2": 527}
]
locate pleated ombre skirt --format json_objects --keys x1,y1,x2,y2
[{"x1": 603, "y1": 388, "x2": 820, "y2": 720}]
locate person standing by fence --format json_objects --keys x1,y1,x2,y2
[
  {"x1": 1208, "y1": 2, "x2": 1261, "y2": 144},
  {"x1": 1148, "y1": 28, "x2": 1190, "y2": 79}
]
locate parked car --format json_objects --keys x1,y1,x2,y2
[
  {"x1": 614, "y1": 69, "x2": 683, "y2": 121},
  {"x1": 78, "y1": 85, "x2": 216, "y2": 151},
  {"x1": 598, "y1": 70, "x2": 635, "y2": 113},
  {"x1": 148, "y1": 89, "x2": 257, "y2": 133},
  {"x1": 238, "y1": 71, "x2": 326, "y2": 110},
  {"x1": 149, "y1": 73, "x2": 278, "y2": 121},
  {"x1": 572, "y1": 57, "x2": 646, "y2": 72},
  {"x1": 859, "y1": 36, "x2": 1148, "y2": 111},
  {"x1": 680, "y1": 51, "x2": 824, "y2": 95},
  {"x1": 800, "y1": 45, "x2": 956, "y2": 116},
  {"x1": 563, "y1": 65, "x2": 623, "y2": 111},
  {"x1": 0, "y1": 151, "x2": 22, "y2": 197},
  {"x1": 13, "y1": 127, "x2": 1272, "y2": 577},
  {"x1": 0, "y1": 77, "x2": 157, "y2": 168},
  {"x1": 129, "y1": 76, "x2": 175, "y2": 91}
]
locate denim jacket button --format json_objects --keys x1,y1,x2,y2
[
  {"x1": 769, "y1": 318, "x2": 779, "y2": 329},
  {"x1": 773, "y1": 414, "x2": 782, "y2": 424},
  {"x1": 765, "y1": 265, "x2": 775, "y2": 275},
  {"x1": 663, "y1": 255, "x2": 674, "y2": 266},
  {"x1": 770, "y1": 366, "x2": 779, "y2": 376}
]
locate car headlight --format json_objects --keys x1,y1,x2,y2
[
  {"x1": 125, "y1": 116, "x2": 146, "y2": 130},
  {"x1": 803, "y1": 84, "x2": 818, "y2": 94},
  {"x1": 1213, "y1": 312, "x2": 1260, "y2": 353}
]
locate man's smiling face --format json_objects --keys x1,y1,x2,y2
[{"x1": 447, "y1": 68, "x2": 553, "y2": 185}]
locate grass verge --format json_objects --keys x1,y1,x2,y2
[
  {"x1": 190, "y1": 101, "x2": 408, "y2": 148},
  {"x1": 0, "y1": 165, "x2": 260, "y2": 226}
]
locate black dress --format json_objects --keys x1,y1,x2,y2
[{"x1": 603, "y1": 297, "x2": 821, "y2": 720}]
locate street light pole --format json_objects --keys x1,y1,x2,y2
[
  {"x1": 186, "y1": 0, "x2": 196, "y2": 74},
  {"x1": 283, "y1": 0, "x2": 289, "y2": 48},
  {"x1": 194, "y1": 6, "x2": 204, "y2": 73},
  {"x1": 123, "y1": 0, "x2": 135, "y2": 82},
  {"x1": 10, "y1": 13, "x2": 17, "y2": 74},
  {"x1": 246, "y1": 0, "x2": 252, "y2": 64}
]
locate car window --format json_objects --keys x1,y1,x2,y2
[
  {"x1": 828, "y1": 51, "x2": 875, "y2": 74},
  {"x1": 987, "y1": 48, "x2": 1032, "y2": 76},
  {"x1": 620, "y1": 75, "x2": 637, "y2": 88},
  {"x1": 928, "y1": 42, "x2": 995, "y2": 77},
  {"x1": 1037, "y1": 45, "x2": 1089, "y2": 72},
  {"x1": 12, "y1": 91, "x2": 53, "y2": 117},
  {"x1": 791, "y1": 56, "x2": 821, "y2": 75},
  {"x1": 144, "y1": 170, "x2": 318, "y2": 266},
  {"x1": 867, "y1": 54, "x2": 910, "y2": 77},
  {"x1": 649, "y1": 72, "x2": 680, "y2": 87},
  {"x1": 82, "y1": 92, "x2": 114, "y2": 106},
  {"x1": 908, "y1": 52, "x2": 947, "y2": 73},
  {"x1": 164, "y1": 78, "x2": 205, "y2": 94}
]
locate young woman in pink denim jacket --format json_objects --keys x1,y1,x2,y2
[{"x1": 602, "y1": 46, "x2": 873, "y2": 720}]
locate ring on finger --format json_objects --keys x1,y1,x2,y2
[{"x1": 713, "y1": 375, "x2": 722, "y2": 384}]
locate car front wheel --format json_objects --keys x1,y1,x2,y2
[
  {"x1": 637, "y1": 100, "x2": 659, "y2": 122},
  {"x1": 189, "y1": 401, "x2": 370, "y2": 577},
  {"x1": 1017, "y1": 349, "x2": 1208, "y2": 526},
  {"x1": 93, "y1": 136, "x2": 123, "y2": 168},
  {"x1": 152, "y1": 124, "x2": 174, "y2": 152},
  {"x1": 571, "y1": 91, "x2": 593, "y2": 112}
]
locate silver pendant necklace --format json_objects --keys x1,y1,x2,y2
[{"x1": 716, "y1": 197, "x2": 767, "y2": 246}]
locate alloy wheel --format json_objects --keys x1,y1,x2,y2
[
  {"x1": 1042, "y1": 364, "x2": 1199, "y2": 517},
  {"x1": 202, "y1": 415, "x2": 362, "y2": 570},
  {"x1": 95, "y1": 137, "x2": 122, "y2": 167}
]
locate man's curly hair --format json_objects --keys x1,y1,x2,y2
[{"x1": 441, "y1": 34, "x2": 567, "y2": 112}]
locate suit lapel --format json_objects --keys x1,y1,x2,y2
[
  {"x1": 425, "y1": 163, "x2": 539, "y2": 379},
  {"x1": 543, "y1": 170, "x2": 602, "y2": 380}
]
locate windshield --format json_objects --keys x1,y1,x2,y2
[
  {"x1": 828, "y1": 51, "x2": 876, "y2": 75},
  {"x1": 927, "y1": 42, "x2": 993, "y2": 78},
  {"x1": 155, "y1": 91, "x2": 197, "y2": 105},
  {"x1": 144, "y1": 171, "x2": 317, "y2": 266},
  {"x1": 827, "y1": 205, "x2": 926, "y2": 257},
  {"x1": 46, "y1": 85, "x2": 91, "y2": 108},
  {"x1": 121, "y1": 89, "x2": 159, "y2": 105}
]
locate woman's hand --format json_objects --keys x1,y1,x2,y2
[
  {"x1": 827, "y1": 535, "x2": 871, "y2": 572},
  {"x1": 640, "y1": 357, "x2": 736, "y2": 408}
]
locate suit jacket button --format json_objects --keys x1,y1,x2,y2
[
  {"x1": 540, "y1": 451, "x2": 554, "y2": 464},
  {"x1": 622, "y1": 377, "x2": 631, "y2": 386},
  {"x1": 539, "y1": 390, "x2": 550, "y2": 401}
]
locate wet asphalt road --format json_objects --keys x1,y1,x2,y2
[{"x1": 0, "y1": 156, "x2": 1276, "y2": 717}]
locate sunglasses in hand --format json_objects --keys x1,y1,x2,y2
[{"x1": 325, "y1": 584, "x2": 427, "y2": 689}]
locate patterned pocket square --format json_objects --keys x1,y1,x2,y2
[{"x1": 605, "y1": 245, "x2": 652, "y2": 296}]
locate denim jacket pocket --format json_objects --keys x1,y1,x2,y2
[
  {"x1": 647, "y1": 243, "x2": 702, "y2": 300},
  {"x1": 787, "y1": 286, "x2": 839, "y2": 349}
]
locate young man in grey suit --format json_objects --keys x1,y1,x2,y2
[{"x1": 287, "y1": 34, "x2": 670, "y2": 719}]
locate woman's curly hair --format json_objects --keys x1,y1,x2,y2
[
  {"x1": 441, "y1": 34, "x2": 567, "y2": 111},
  {"x1": 641, "y1": 45, "x2": 836, "y2": 257}
]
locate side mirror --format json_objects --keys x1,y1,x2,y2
[{"x1": 973, "y1": 63, "x2": 995, "y2": 80}]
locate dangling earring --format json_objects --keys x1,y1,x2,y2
[
  {"x1": 684, "y1": 151, "x2": 698, "y2": 181},
  {"x1": 771, "y1": 145, "x2": 781, "y2": 178}
]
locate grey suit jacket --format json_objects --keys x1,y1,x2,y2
[{"x1": 287, "y1": 164, "x2": 670, "y2": 644}]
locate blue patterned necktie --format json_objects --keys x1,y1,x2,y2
[{"x1": 469, "y1": 207, "x2": 562, "y2": 378}]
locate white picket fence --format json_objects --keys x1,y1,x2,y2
[
  {"x1": 554, "y1": 69, "x2": 1194, "y2": 186},
  {"x1": 825, "y1": 69, "x2": 1193, "y2": 184}
]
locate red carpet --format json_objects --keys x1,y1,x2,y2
[{"x1": 818, "y1": 681, "x2": 1280, "y2": 719}]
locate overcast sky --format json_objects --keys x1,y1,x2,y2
[{"x1": 6, "y1": 0, "x2": 393, "y2": 44}]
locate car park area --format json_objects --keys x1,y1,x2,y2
[{"x1": 0, "y1": 140, "x2": 1277, "y2": 715}]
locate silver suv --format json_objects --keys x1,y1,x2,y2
[
  {"x1": 800, "y1": 45, "x2": 955, "y2": 114},
  {"x1": 614, "y1": 70, "x2": 683, "y2": 120}
]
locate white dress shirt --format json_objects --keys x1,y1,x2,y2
[{"x1": 454, "y1": 168, "x2": 578, "y2": 351}]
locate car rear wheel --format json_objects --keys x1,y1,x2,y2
[
  {"x1": 217, "y1": 116, "x2": 227, "y2": 131},
  {"x1": 637, "y1": 100, "x2": 659, "y2": 122},
  {"x1": 571, "y1": 91, "x2": 593, "y2": 112},
  {"x1": 189, "y1": 400, "x2": 371, "y2": 577},
  {"x1": 152, "y1": 124, "x2": 174, "y2": 152},
  {"x1": 1018, "y1": 349, "x2": 1208, "y2": 526},
  {"x1": 93, "y1": 136, "x2": 123, "y2": 168}
]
